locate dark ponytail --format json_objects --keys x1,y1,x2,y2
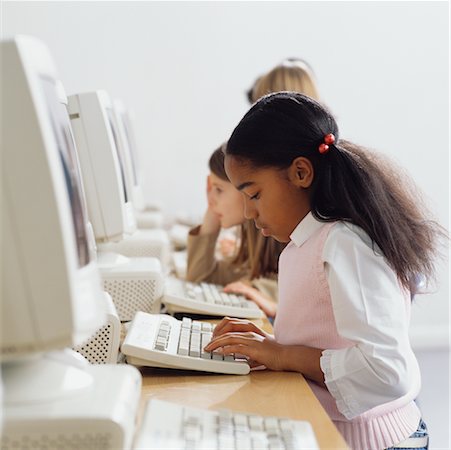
[{"x1": 226, "y1": 92, "x2": 446, "y2": 291}]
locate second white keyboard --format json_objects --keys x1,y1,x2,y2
[
  {"x1": 163, "y1": 277, "x2": 265, "y2": 319},
  {"x1": 134, "y1": 398, "x2": 320, "y2": 450},
  {"x1": 121, "y1": 312, "x2": 250, "y2": 375}
]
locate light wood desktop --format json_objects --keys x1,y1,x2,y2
[{"x1": 135, "y1": 316, "x2": 349, "y2": 449}]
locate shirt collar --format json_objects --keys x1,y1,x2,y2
[{"x1": 290, "y1": 212, "x2": 325, "y2": 247}]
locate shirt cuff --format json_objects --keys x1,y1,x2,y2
[{"x1": 320, "y1": 349, "x2": 360, "y2": 419}]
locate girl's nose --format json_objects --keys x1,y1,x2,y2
[{"x1": 243, "y1": 197, "x2": 256, "y2": 219}]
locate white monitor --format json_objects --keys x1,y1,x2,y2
[
  {"x1": 112, "y1": 100, "x2": 147, "y2": 211},
  {"x1": 67, "y1": 91, "x2": 137, "y2": 243},
  {"x1": 1, "y1": 36, "x2": 106, "y2": 360}
]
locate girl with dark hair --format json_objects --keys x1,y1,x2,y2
[
  {"x1": 205, "y1": 92, "x2": 445, "y2": 449},
  {"x1": 186, "y1": 143, "x2": 285, "y2": 318}
]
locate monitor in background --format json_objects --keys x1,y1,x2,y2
[
  {"x1": 112, "y1": 100, "x2": 165, "y2": 229},
  {"x1": 1, "y1": 35, "x2": 141, "y2": 449},
  {"x1": 112, "y1": 100, "x2": 147, "y2": 212},
  {"x1": 68, "y1": 91, "x2": 171, "y2": 267},
  {"x1": 67, "y1": 91, "x2": 137, "y2": 243},
  {"x1": 60, "y1": 88, "x2": 163, "y2": 324}
]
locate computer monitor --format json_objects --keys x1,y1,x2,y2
[
  {"x1": 67, "y1": 91, "x2": 137, "y2": 243},
  {"x1": 1, "y1": 36, "x2": 106, "y2": 360},
  {"x1": 68, "y1": 91, "x2": 170, "y2": 260},
  {"x1": 112, "y1": 100, "x2": 147, "y2": 211}
]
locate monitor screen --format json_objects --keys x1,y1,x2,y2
[
  {"x1": 40, "y1": 76, "x2": 90, "y2": 268},
  {"x1": 119, "y1": 111, "x2": 139, "y2": 186},
  {"x1": 106, "y1": 108, "x2": 129, "y2": 203}
]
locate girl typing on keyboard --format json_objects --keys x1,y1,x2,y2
[{"x1": 204, "y1": 92, "x2": 446, "y2": 450}]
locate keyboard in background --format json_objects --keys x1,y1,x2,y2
[
  {"x1": 163, "y1": 277, "x2": 265, "y2": 319},
  {"x1": 121, "y1": 312, "x2": 250, "y2": 375},
  {"x1": 134, "y1": 398, "x2": 319, "y2": 450}
]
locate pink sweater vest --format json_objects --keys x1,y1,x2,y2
[{"x1": 274, "y1": 223, "x2": 420, "y2": 450}]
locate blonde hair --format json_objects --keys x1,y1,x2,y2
[{"x1": 248, "y1": 58, "x2": 320, "y2": 103}]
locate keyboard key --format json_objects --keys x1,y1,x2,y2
[
  {"x1": 201, "y1": 322, "x2": 212, "y2": 332},
  {"x1": 154, "y1": 341, "x2": 166, "y2": 351},
  {"x1": 249, "y1": 415, "x2": 264, "y2": 431},
  {"x1": 201, "y1": 332, "x2": 212, "y2": 350},
  {"x1": 264, "y1": 417, "x2": 280, "y2": 433},
  {"x1": 220, "y1": 293, "x2": 232, "y2": 305},
  {"x1": 212, "y1": 351, "x2": 224, "y2": 361}
]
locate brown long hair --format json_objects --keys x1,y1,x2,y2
[{"x1": 209, "y1": 145, "x2": 285, "y2": 279}]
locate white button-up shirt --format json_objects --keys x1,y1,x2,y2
[{"x1": 290, "y1": 212, "x2": 421, "y2": 419}]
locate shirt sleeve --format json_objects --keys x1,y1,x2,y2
[
  {"x1": 186, "y1": 225, "x2": 249, "y2": 285},
  {"x1": 320, "y1": 223, "x2": 421, "y2": 419}
]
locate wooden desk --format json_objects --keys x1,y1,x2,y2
[{"x1": 136, "y1": 317, "x2": 348, "y2": 449}]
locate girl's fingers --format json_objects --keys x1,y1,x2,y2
[
  {"x1": 211, "y1": 317, "x2": 236, "y2": 336},
  {"x1": 204, "y1": 332, "x2": 259, "y2": 352},
  {"x1": 219, "y1": 344, "x2": 256, "y2": 361},
  {"x1": 223, "y1": 282, "x2": 248, "y2": 293},
  {"x1": 206, "y1": 341, "x2": 264, "y2": 367},
  {"x1": 213, "y1": 317, "x2": 251, "y2": 335},
  {"x1": 213, "y1": 319, "x2": 259, "y2": 337}
]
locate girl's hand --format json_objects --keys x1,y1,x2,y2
[
  {"x1": 204, "y1": 328, "x2": 285, "y2": 371},
  {"x1": 218, "y1": 236, "x2": 237, "y2": 258},
  {"x1": 199, "y1": 176, "x2": 221, "y2": 234},
  {"x1": 223, "y1": 281, "x2": 253, "y2": 297},
  {"x1": 208, "y1": 319, "x2": 326, "y2": 384},
  {"x1": 212, "y1": 316, "x2": 269, "y2": 339},
  {"x1": 206, "y1": 175, "x2": 215, "y2": 208},
  {"x1": 223, "y1": 282, "x2": 277, "y2": 318}
]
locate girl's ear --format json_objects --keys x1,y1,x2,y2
[{"x1": 288, "y1": 157, "x2": 314, "y2": 188}]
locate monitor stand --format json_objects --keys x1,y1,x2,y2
[
  {"x1": 97, "y1": 229, "x2": 171, "y2": 270},
  {"x1": 1, "y1": 350, "x2": 141, "y2": 449}
]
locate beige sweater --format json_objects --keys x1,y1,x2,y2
[{"x1": 186, "y1": 225, "x2": 279, "y2": 303}]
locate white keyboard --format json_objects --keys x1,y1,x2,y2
[
  {"x1": 163, "y1": 277, "x2": 265, "y2": 319},
  {"x1": 121, "y1": 312, "x2": 250, "y2": 375},
  {"x1": 134, "y1": 398, "x2": 319, "y2": 450}
]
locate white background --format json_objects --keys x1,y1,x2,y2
[{"x1": 3, "y1": 1, "x2": 450, "y2": 446}]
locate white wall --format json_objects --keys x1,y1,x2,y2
[
  {"x1": 4, "y1": 0, "x2": 448, "y2": 332},
  {"x1": 3, "y1": 1, "x2": 450, "y2": 444}
]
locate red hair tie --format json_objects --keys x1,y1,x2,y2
[{"x1": 318, "y1": 133, "x2": 335, "y2": 154}]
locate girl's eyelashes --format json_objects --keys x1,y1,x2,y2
[{"x1": 250, "y1": 192, "x2": 260, "y2": 200}]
